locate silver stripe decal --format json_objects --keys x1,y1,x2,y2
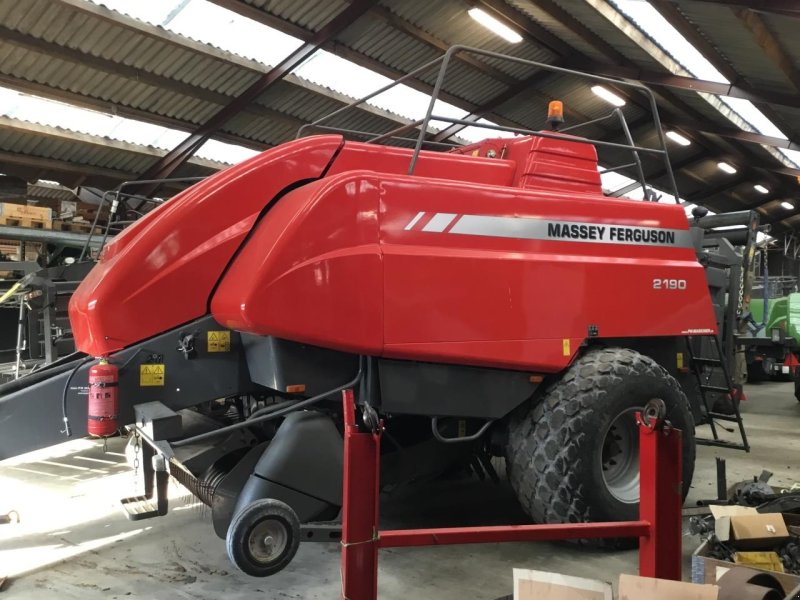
[
  {"x1": 422, "y1": 212, "x2": 458, "y2": 233},
  {"x1": 404, "y1": 211, "x2": 426, "y2": 231},
  {"x1": 448, "y1": 215, "x2": 693, "y2": 248}
]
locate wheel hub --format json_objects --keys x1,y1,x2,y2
[
  {"x1": 248, "y1": 519, "x2": 288, "y2": 563},
  {"x1": 601, "y1": 408, "x2": 641, "y2": 504}
]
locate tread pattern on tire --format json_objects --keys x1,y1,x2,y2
[{"x1": 505, "y1": 347, "x2": 694, "y2": 526}]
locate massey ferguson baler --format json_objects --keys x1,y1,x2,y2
[{"x1": 0, "y1": 47, "x2": 753, "y2": 577}]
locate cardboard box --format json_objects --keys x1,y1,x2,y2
[
  {"x1": 731, "y1": 514, "x2": 790, "y2": 549},
  {"x1": 59, "y1": 200, "x2": 77, "y2": 219},
  {"x1": 692, "y1": 539, "x2": 800, "y2": 593},
  {"x1": 618, "y1": 574, "x2": 717, "y2": 600},
  {"x1": 514, "y1": 569, "x2": 612, "y2": 599},
  {"x1": 513, "y1": 569, "x2": 718, "y2": 599},
  {"x1": 710, "y1": 505, "x2": 790, "y2": 550}
]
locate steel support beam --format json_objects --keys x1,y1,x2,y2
[
  {"x1": 471, "y1": 0, "x2": 799, "y2": 185},
  {"x1": 581, "y1": 61, "x2": 800, "y2": 112},
  {"x1": 687, "y1": 172, "x2": 751, "y2": 203},
  {"x1": 753, "y1": 192, "x2": 793, "y2": 210},
  {"x1": 470, "y1": 0, "x2": 574, "y2": 57},
  {"x1": 136, "y1": 0, "x2": 377, "y2": 188},
  {"x1": 649, "y1": 0, "x2": 798, "y2": 144},
  {"x1": 660, "y1": 1, "x2": 800, "y2": 19},
  {"x1": 0, "y1": 225, "x2": 105, "y2": 249},
  {"x1": 369, "y1": 5, "x2": 518, "y2": 87},
  {"x1": 732, "y1": 7, "x2": 800, "y2": 93},
  {"x1": 0, "y1": 150, "x2": 136, "y2": 184},
  {"x1": 610, "y1": 154, "x2": 705, "y2": 198},
  {"x1": 586, "y1": 0, "x2": 800, "y2": 186},
  {"x1": 0, "y1": 75, "x2": 269, "y2": 152},
  {"x1": 208, "y1": 0, "x2": 523, "y2": 131},
  {"x1": 428, "y1": 68, "x2": 563, "y2": 143}
]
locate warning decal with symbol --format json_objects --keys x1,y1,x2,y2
[
  {"x1": 140, "y1": 364, "x2": 165, "y2": 386},
  {"x1": 207, "y1": 330, "x2": 231, "y2": 352}
]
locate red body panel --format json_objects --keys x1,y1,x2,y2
[
  {"x1": 212, "y1": 140, "x2": 716, "y2": 371},
  {"x1": 70, "y1": 136, "x2": 345, "y2": 356},
  {"x1": 451, "y1": 135, "x2": 603, "y2": 194},
  {"x1": 72, "y1": 134, "x2": 717, "y2": 373}
]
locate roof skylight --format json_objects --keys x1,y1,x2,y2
[
  {"x1": 0, "y1": 86, "x2": 258, "y2": 166},
  {"x1": 89, "y1": 0, "x2": 515, "y2": 143},
  {"x1": 611, "y1": 0, "x2": 800, "y2": 171}
]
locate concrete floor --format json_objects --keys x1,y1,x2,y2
[{"x1": 1, "y1": 381, "x2": 799, "y2": 598}]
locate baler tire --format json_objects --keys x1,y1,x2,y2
[
  {"x1": 226, "y1": 498, "x2": 300, "y2": 577},
  {"x1": 505, "y1": 347, "x2": 695, "y2": 549}
]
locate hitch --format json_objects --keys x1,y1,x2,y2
[{"x1": 0, "y1": 510, "x2": 19, "y2": 525}]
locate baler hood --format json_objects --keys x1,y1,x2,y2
[{"x1": 69, "y1": 136, "x2": 345, "y2": 356}]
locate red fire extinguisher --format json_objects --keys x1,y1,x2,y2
[{"x1": 88, "y1": 358, "x2": 119, "y2": 437}]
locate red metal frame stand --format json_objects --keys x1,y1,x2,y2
[
  {"x1": 638, "y1": 412, "x2": 683, "y2": 581},
  {"x1": 340, "y1": 391, "x2": 683, "y2": 600},
  {"x1": 340, "y1": 389, "x2": 380, "y2": 599}
]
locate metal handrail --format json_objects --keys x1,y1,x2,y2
[
  {"x1": 297, "y1": 45, "x2": 680, "y2": 204},
  {"x1": 77, "y1": 176, "x2": 207, "y2": 262}
]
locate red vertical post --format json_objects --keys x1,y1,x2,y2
[
  {"x1": 341, "y1": 389, "x2": 381, "y2": 600},
  {"x1": 638, "y1": 419, "x2": 682, "y2": 580}
]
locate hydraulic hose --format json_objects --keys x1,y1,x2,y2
[
  {"x1": 61, "y1": 356, "x2": 95, "y2": 437},
  {"x1": 247, "y1": 400, "x2": 298, "y2": 421},
  {"x1": 171, "y1": 363, "x2": 364, "y2": 448}
]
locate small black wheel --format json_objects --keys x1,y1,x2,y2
[{"x1": 226, "y1": 498, "x2": 300, "y2": 577}]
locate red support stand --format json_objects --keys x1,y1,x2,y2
[
  {"x1": 340, "y1": 389, "x2": 381, "y2": 600},
  {"x1": 340, "y1": 391, "x2": 683, "y2": 600},
  {"x1": 638, "y1": 416, "x2": 683, "y2": 580}
]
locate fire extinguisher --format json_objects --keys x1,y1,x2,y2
[{"x1": 87, "y1": 358, "x2": 119, "y2": 437}]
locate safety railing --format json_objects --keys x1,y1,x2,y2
[{"x1": 297, "y1": 45, "x2": 680, "y2": 204}]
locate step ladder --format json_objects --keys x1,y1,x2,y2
[
  {"x1": 120, "y1": 438, "x2": 170, "y2": 520},
  {"x1": 685, "y1": 335, "x2": 750, "y2": 452}
]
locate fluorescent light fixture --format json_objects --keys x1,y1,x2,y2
[
  {"x1": 717, "y1": 161, "x2": 737, "y2": 174},
  {"x1": 781, "y1": 201, "x2": 795, "y2": 210},
  {"x1": 666, "y1": 131, "x2": 691, "y2": 146},
  {"x1": 467, "y1": 8, "x2": 522, "y2": 43},
  {"x1": 591, "y1": 85, "x2": 626, "y2": 107},
  {"x1": 754, "y1": 184, "x2": 769, "y2": 194}
]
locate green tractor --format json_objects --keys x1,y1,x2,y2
[{"x1": 744, "y1": 289, "x2": 800, "y2": 382}]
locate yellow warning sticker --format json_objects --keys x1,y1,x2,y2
[
  {"x1": 677, "y1": 352, "x2": 684, "y2": 369},
  {"x1": 140, "y1": 364, "x2": 165, "y2": 387},
  {"x1": 562, "y1": 338, "x2": 571, "y2": 357},
  {"x1": 207, "y1": 330, "x2": 231, "y2": 353}
]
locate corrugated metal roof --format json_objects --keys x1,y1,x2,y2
[
  {"x1": 249, "y1": 0, "x2": 349, "y2": 32},
  {"x1": 670, "y1": 2, "x2": 793, "y2": 95},
  {"x1": 381, "y1": 0, "x2": 556, "y2": 78},
  {"x1": 26, "y1": 181, "x2": 76, "y2": 204},
  {"x1": 0, "y1": 0, "x2": 420, "y2": 151},
  {"x1": 0, "y1": 114, "x2": 223, "y2": 189},
  {"x1": 549, "y1": 0, "x2": 661, "y2": 69},
  {"x1": 0, "y1": 0, "x2": 798, "y2": 232}
]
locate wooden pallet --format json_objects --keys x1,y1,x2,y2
[
  {"x1": 0, "y1": 239, "x2": 41, "y2": 262},
  {"x1": 0, "y1": 216, "x2": 51, "y2": 230},
  {"x1": 51, "y1": 220, "x2": 100, "y2": 234}
]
